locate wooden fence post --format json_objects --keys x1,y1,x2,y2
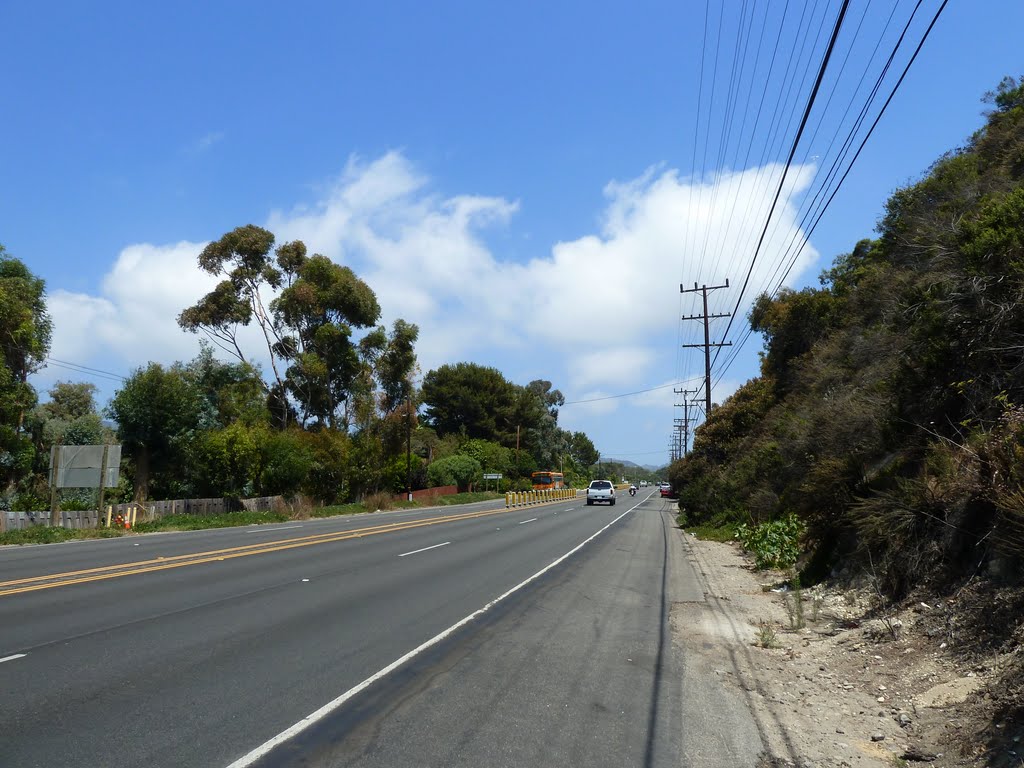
[
  {"x1": 95, "y1": 445, "x2": 110, "y2": 529},
  {"x1": 49, "y1": 445, "x2": 61, "y2": 527}
]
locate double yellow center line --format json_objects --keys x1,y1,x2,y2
[{"x1": 0, "y1": 506, "x2": 515, "y2": 598}]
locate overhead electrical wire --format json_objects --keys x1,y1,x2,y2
[
  {"x1": 710, "y1": 0, "x2": 950, "y2": 383},
  {"x1": 664, "y1": 0, "x2": 946, "y2": 457},
  {"x1": 707, "y1": 0, "x2": 853, "y2": 378}
]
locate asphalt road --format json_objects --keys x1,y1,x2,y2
[{"x1": 0, "y1": 490, "x2": 763, "y2": 767}]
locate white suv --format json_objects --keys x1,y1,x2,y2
[{"x1": 586, "y1": 480, "x2": 616, "y2": 506}]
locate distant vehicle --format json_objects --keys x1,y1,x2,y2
[
  {"x1": 586, "y1": 480, "x2": 616, "y2": 506},
  {"x1": 639, "y1": 480, "x2": 648, "y2": 487},
  {"x1": 532, "y1": 471, "x2": 565, "y2": 490},
  {"x1": 659, "y1": 484, "x2": 673, "y2": 498}
]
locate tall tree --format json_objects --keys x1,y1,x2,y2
[
  {"x1": 107, "y1": 363, "x2": 204, "y2": 500},
  {"x1": 421, "y1": 362, "x2": 518, "y2": 442},
  {"x1": 26, "y1": 382, "x2": 107, "y2": 479},
  {"x1": 272, "y1": 252, "x2": 382, "y2": 427},
  {"x1": 178, "y1": 225, "x2": 291, "y2": 420},
  {"x1": 565, "y1": 431, "x2": 599, "y2": 470},
  {"x1": 522, "y1": 379, "x2": 564, "y2": 468},
  {"x1": 39, "y1": 381, "x2": 97, "y2": 421},
  {"x1": 184, "y1": 342, "x2": 268, "y2": 428},
  {"x1": 180, "y1": 226, "x2": 412, "y2": 432},
  {"x1": 0, "y1": 248, "x2": 52, "y2": 488}
]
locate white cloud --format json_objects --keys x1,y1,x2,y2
[
  {"x1": 48, "y1": 241, "x2": 214, "y2": 369},
  {"x1": 40, "y1": 240, "x2": 279, "y2": 396},
  {"x1": 41, "y1": 151, "x2": 817, "y2": 439},
  {"x1": 571, "y1": 346, "x2": 656, "y2": 391}
]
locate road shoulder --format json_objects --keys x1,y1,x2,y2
[{"x1": 669, "y1": 521, "x2": 904, "y2": 768}]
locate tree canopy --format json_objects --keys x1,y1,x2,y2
[{"x1": 0, "y1": 248, "x2": 52, "y2": 488}]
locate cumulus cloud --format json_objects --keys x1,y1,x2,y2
[
  {"x1": 42, "y1": 150, "x2": 817, "y2": 427},
  {"x1": 40, "y1": 240, "x2": 275, "y2": 394}
]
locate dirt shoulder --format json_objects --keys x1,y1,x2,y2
[{"x1": 669, "y1": 519, "x2": 1020, "y2": 767}]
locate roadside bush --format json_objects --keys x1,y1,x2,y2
[
  {"x1": 736, "y1": 513, "x2": 805, "y2": 570},
  {"x1": 257, "y1": 429, "x2": 312, "y2": 496},
  {"x1": 362, "y1": 491, "x2": 395, "y2": 512},
  {"x1": 299, "y1": 427, "x2": 351, "y2": 504},
  {"x1": 427, "y1": 454, "x2": 481, "y2": 492},
  {"x1": 189, "y1": 422, "x2": 263, "y2": 497},
  {"x1": 379, "y1": 453, "x2": 424, "y2": 495},
  {"x1": 58, "y1": 489, "x2": 99, "y2": 511}
]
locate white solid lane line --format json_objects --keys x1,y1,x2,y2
[
  {"x1": 225, "y1": 504, "x2": 637, "y2": 768},
  {"x1": 0, "y1": 654, "x2": 26, "y2": 664},
  {"x1": 246, "y1": 525, "x2": 303, "y2": 533},
  {"x1": 397, "y1": 541, "x2": 451, "y2": 558},
  {"x1": 517, "y1": 518, "x2": 538, "y2": 525}
]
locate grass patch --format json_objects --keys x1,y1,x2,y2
[
  {"x1": 132, "y1": 510, "x2": 290, "y2": 532},
  {"x1": 0, "y1": 525, "x2": 79, "y2": 546},
  {"x1": 429, "y1": 491, "x2": 503, "y2": 506},
  {"x1": 312, "y1": 502, "x2": 367, "y2": 518}
]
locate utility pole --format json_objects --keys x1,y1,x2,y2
[
  {"x1": 406, "y1": 388, "x2": 413, "y2": 502},
  {"x1": 673, "y1": 387, "x2": 699, "y2": 458},
  {"x1": 681, "y1": 280, "x2": 732, "y2": 417}
]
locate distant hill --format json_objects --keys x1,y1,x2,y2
[{"x1": 605, "y1": 458, "x2": 665, "y2": 473}]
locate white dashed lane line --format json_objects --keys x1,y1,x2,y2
[
  {"x1": 397, "y1": 542, "x2": 451, "y2": 558},
  {"x1": 0, "y1": 654, "x2": 26, "y2": 664},
  {"x1": 517, "y1": 518, "x2": 538, "y2": 525}
]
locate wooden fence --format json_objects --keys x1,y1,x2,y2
[
  {"x1": 1, "y1": 495, "x2": 287, "y2": 531},
  {"x1": 2, "y1": 510, "x2": 101, "y2": 531}
]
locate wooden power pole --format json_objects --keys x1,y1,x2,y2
[{"x1": 681, "y1": 280, "x2": 732, "y2": 417}]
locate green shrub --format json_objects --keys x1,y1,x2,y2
[
  {"x1": 299, "y1": 428, "x2": 352, "y2": 504},
  {"x1": 0, "y1": 525, "x2": 77, "y2": 546},
  {"x1": 426, "y1": 454, "x2": 482, "y2": 492},
  {"x1": 258, "y1": 429, "x2": 313, "y2": 496},
  {"x1": 736, "y1": 513, "x2": 805, "y2": 570}
]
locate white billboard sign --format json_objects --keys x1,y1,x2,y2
[{"x1": 50, "y1": 445, "x2": 121, "y2": 489}]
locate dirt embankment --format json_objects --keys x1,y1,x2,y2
[{"x1": 670, "y1": 525, "x2": 1024, "y2": 768}]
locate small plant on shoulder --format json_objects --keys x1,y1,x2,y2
[
  {"x1": 783, "y1": 572, "x2": 806, "y2": 630},
  {"x1": 866, "y1": 549, "x2": 902, "y2": 641},
  {"x1": 754, "y1": 619, "x2": 780, "y2": 649},
  {"x1": 811, "y1": 595, "x2": 823, "y2": 623},
  {"x1": 735, "y1": 513, "x2": 805, "y2": 570}
]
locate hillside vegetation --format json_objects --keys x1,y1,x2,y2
[{"x1": 671, "y1": 76, "x2": 1024, "y2": 598}]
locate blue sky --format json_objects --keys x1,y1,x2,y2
[{"x1": 3, "y1": 0, "x2": 1021, "y2": 468}]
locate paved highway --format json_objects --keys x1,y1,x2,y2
[{"x1": 0, "y1": 489, "x2": 763, "y2": 767}]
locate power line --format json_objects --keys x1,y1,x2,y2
[
  {"x1": 710, "y1": 0, "x2": 951, "y2": 385},
  {"x1": 561, "y1": 376, "x2": 704, "y2": 406},
  {"x1": 46, "y1": 357, "x2": 128, "y2": 381},
  {"x1": 712, "y1": 0, "x2": 853, "y2": 369}
]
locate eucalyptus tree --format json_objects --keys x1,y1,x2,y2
[
  {"x1": 272, "y1": 249, "x2": 382, "y2": 428},
  {"x1": 179, "y1": 225, "x2": 414, "y2": 432},
  {"x1": 0, "y1": 247, "x2": 52, "y2": 488}
]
